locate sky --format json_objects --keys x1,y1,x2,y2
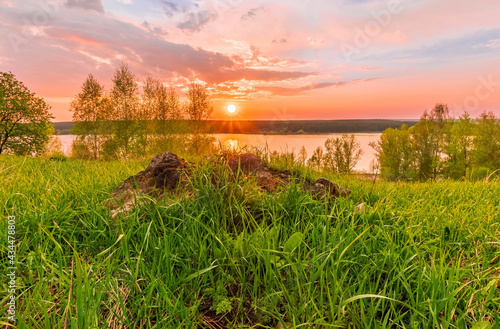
[{"x1": 0, "y1": 0, "x2": 499, "y2": 121}]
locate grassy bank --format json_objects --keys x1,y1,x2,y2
[{"x1": 0, "y1": 155, "x2": 499, "y2": 328}]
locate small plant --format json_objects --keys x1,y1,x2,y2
[
  {"x1": 50, "y1": 153, "x2": 68, "y2": 161},
  {"x1": 252, "y1": 295, "x2": 281, "y2": 325},
  {"x1": 206, "y1": 280, "x2": 235, "y2": 315},
  {"x1": 469, "y1": 166, "x2": 491, "y2": 181},
  {"x1": 44, "y1": 135, "x2": 67, "y2": 160}
]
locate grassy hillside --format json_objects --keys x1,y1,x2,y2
[{"x1": 0, "y1": 155, "x2": 499, "y2": 328}]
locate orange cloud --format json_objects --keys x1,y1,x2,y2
[{"x1": 59, "y1": 34, "x2": 103, "y2": 46}]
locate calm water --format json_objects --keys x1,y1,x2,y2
[{"x1": 57, "y1": 133, "x2": 381, "y2": 172}]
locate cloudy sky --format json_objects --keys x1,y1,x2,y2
[{"x1": 1, "y1": 0, "x2": 499, "y2": 121}]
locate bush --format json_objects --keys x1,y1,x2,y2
[
  {"x1": 468, "y1": 167, "x2": 490, "y2": 181},
  {"x1": 44, "y1": 136, "x2": 66, "y2": 160}
]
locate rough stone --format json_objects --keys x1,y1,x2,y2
[
  {"x1": 106, "y1": 152, "x2": 351, "y2": 216},
  {"x1": 228, "y1": 154, "x2": 351, "y2": 198},
  {"x1": 105, "y1": 152, "x2": 190, "y2": 214},
  {"x1": 228, "y1": 153, "x2": 264, "y2": 173}
]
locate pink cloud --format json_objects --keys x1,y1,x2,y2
[{"x1": 1, "y1": 0, "x2": 499, "y2": 121}]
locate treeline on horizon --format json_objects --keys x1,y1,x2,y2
[{"x1": 53, "y1": 119, "x2": 418, "y2": 135}]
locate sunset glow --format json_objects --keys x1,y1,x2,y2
[
  {"x1": 227, "y1": 104, "x2": 236, "y2": 114},
  {"x1": 0, "y1": 0, "x2": 499, "y2": 121}
]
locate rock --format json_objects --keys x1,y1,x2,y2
[
  {"x1": 226, "y1": 153, "x2": 351, "y2": 199},
  {"x1": 106, "y1": 152, "x2": 351, "y2": 216},
  {"x1": 105, "y1": 152, "x2": 190, "y2": 213},
  {"x1": 228, "y1": 154, "x2": 283, "y2": 192},
  {"x1": 228, "y1": 153, "x2": 264, "y2": 173},
  {"x1": 312, "y1": 177, "x2": 351, "y2": 198}
]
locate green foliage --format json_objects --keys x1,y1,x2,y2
[
  {"x1": 307, "y1": 146, "x2": 323, "y2": 171},
  {"x1": 283, "y1": 232, "x2": 303, "y2": 253},
  {"x1": 107, "y1": 64, "x2": 147, "y2": 158},
  {"x1": 442, "y1": 112, "x2": 475, "y2": 179},
  {"x1": 146, "y1": 120, "x2": 190, "y2": 155},
  {"x1": 412, "y1": 103, "x2": 450, "y2": 180},
  {"x1": 43, "y1": 135, "x2": 67, "y2": 160},
  {"x1": 373, "y1": 105, "x2": 500, "y2": 181},
  {"x1": 297, "y1": 145, "x2": 307, "y2": 166},
  {"x1": 184, "y1": 82, "x2": 213, "y2": 122},
  {"x1": 370, "y1": 124, "x2": 415, "y2": 181},
  {"x1": 206, "y1": 280, "x2": 235, "y2": 315},
  {"x1": 473, "y1": 111, "x2": 500, "y2": 170},
  {"x1": 472, "y1": 321, "x2": 493, "y2": 329},
  {"x1": 468, "y1": 166, "x2": 493, "y2": 181},
  {"x1": 111, "y1": 63, "x2": 140, "y2": 121},
  {"x1": 142, "y1": 77, "x2": 183, "y2": 127},
  {"x1": 0, "y1": 71, "x2": 54, "y2": 155},
  {"x1": 323, "y1": 133, "x2": 363, "y2": 174},
  {"x1": 69, "y1": 73, "x2": 112, "y2": 160},
  {"x1": 185, "y1": 82, "x2": 216, "y2": 155},
  {"x1": 70, "y1": 66, "x2": 217, "y2": 160}
]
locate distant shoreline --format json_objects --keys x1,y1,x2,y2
[{"x1": 53, "y1": 119, "x2": 417, "y2": 135}]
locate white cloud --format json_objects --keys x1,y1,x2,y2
[{"x1": 473, "y1": 38, "x2": 500, "y2": 49}]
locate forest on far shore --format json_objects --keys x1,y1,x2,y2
[{"x1": 52, "y1": 119, "x2": 418, "y2": 135}]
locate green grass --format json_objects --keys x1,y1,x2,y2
[{"x1": 0, "y1": 154, "x2": 499, "y2": 328}]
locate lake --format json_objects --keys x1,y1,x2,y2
[{"x1": 57, "y1": 133, "x2": 381, "y2": 172}]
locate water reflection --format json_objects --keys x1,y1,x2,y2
[
  {"x1": 222, "y1": 139, "x2": 239, "y2": 151},
  {"x1": 215, "y1": 133, "x2": 381, "y2": 172},
  {"x1": 57, "y1": 133, "x2": 381, "y2": 172}
]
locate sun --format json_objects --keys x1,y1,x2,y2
[{"x1": 227, "y1": 104, "x2": 237, "y2": 114}]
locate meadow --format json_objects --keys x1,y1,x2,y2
[{"x1": 0, "y1": 154, "x2": 499, "y2": 328}]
